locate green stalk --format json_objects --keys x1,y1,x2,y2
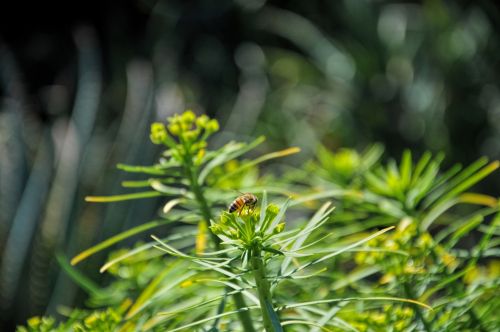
[
  {"x1": 403, "y1": 282, "x2": 432, "y2": 332},
  {"x1": 182, "y1": 152, "x2": 256, "y2": 332},
  {"x1": 251, "y1": 247, "x2": 283, "y2": 332}
]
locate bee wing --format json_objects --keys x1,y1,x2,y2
[{"x1": 231, "y1": 189, "x2": 245, "y2": 195}]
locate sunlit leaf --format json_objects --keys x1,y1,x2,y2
[
  {"x1": 198, "y1": 136, "x2": 266, "y2": 185},
  {"x1": 117, "y1": 163, "x2": 168, "y2": 175},
  {"x1": 85, "y1": 191, "x2": 164, "y2": 202},
  {"x1": 276, "y1": 296, "x2": 432, "y2": 311},
  {"x1": 71, "y1": 219, "x2": 172, "y2": 265},
  {"x1": 215, "y1": 146, "x2": 301, "y2": 184},
  {"x1": 126, "y1": 262, "x2": 183, "y2": 319}
]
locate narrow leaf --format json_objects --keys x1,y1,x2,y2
[
  {"x1": 117, "y1": 163, "x2": 168, "y2": 175},
  {"x1": 399, "y1": 150, "x2": 412, "y2": 190},
  {"x1": 426, "y1": 159, "x2": 497, "y2": 209},
  {"x1": 216, "y1": 147, "x2": 301, "y2": 184},
  {"x1": 198, "y1": 136, "x2": 266, "y2": 185},
  {"x1": 85, "y1": 191, "x2": 164, "y2": 202},
  {"x1": 56, "y1": 253, "x2": 101, "y2": 296},
  {"x1": 163, "y1": 306, "x2": 259, "y2": 332},
  {"x1": 259, "y1": 190, "x2": 268, "y2": 228},
  {"x1": 126, "y1": 263, "x2": 181, "y2": 318},
  {"x1": 277, "y1": 296, "x2": 432, "y2": 311},
  {"x1": 285, "y1": 226, "x2": 395, "y2": 277},
  {"x1": 458, "y1": 193, "x2": 498, "y2": 207},
  {"x1": 281, "y1": 202, "x2": 334, "y2": 274},
  {"x1": 150, "y1": 180, "x2": 187, "y2": 195},
  {"x1": 71, "y1": 219, "x2": 171, "y2": 265}
]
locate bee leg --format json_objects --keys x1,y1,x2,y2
[{"x1": 241, "y1": 205, "x2": 249, "y2": 216}]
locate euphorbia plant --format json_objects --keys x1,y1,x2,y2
[
  {"x1": 150, "y1": 192, "x2": 432, "y2": 331},
  {"x1": 66, "y1": 110, "x2": 300, "y2": 331},
  {"x1": 19, "y1": 111, "x2": 444, "y2": 331}
]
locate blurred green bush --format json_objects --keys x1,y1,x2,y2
[{"x1": 16, "y1": 111, "x2": 500, "y2": 331}]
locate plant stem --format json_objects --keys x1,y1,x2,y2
[
  {"x1": 184, "y1": 157, "x2": 256, "y2": 332},
  {"x1": 403, "y1": 281, "x2": 432, "y2": 332},
  {"x1": 468, "y1": 309, "x2": 487, "y2": 332},
  {"x1": 251, "y1": 247, "x2": 283, "y2": 332}
]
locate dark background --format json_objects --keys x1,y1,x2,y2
[{"x1": 1, "y1": 0, "x2": 500, "y2": 329}]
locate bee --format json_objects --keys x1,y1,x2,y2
[{"x1": 229, "y1": 193, "x2": 258, "y2": 215}]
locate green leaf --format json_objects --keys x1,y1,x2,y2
[
  {"x1": 159, "y1": 284, "x2": 254, "y2": 317},
  {"x1": 56, "y1": 253, "x2": 102, "y2": 296},
  {"x1": 121, "y1": 178, "x2": 180, "y2": 188},
  {"x1": 99, "y1": 229, "x2": 197, "y2": 273},
  {"x1": 419, "y1": 267, "x2": 473, "y2": 302},
  {"x1": 285, "y1": 226, "x2": 395, "y2": 277},
  {"x1": 365, "y1": 172, "x2": 391, "y2": 196},
  {"x1": 330, "y1": 267, "x2": 380, "y2": 290},
  {"x1": 259, "y1": 190, "x2": 268, "y2": 228},
  {"x1": 71, "y1": 219, "x2": 172, "y2": 265},
  {"x1": 162, "y1": 306, "x2": 260, "y2": 332},
  {"x1": 126, "y1": 262, "x2": 183, "y2": 318},
  {"x1": 469, "y1": 212, "x2": 500, "y2": 266},
  {"x1": 399, "y1": 149, "x2": 412, "y2": 190},
  {"x1": 262, "y1": 246, "x2": 285, "y2": 256},
  {"x1": 100, "y1": 242, "x2": 155, "y2": 273},
  {"x1": 276, "y1": 296, "x2": 432, "y2": 311},
  {"x1": 282, "y1": 320, "x2": 335, "y2": 332},
  {"x1": 150, "y1": 180, "x2": 188, "y2": 195},
  {"x1": 290, "y1": 189, "x2": 360, "y2": 206},
  {"x1": 85, "y1": 191, "x2": 164, "y2": 202},
  {"x1": 436, "y1": 161, "x2": 499, "y2": 206},
  {"x1": 215, "y1": 146, "x2": 301, "y2": 184},
  {"x1": 359, "y1": 143, "x2": 384, "y2": 172},
  {"x1": 422, "y1": 163, "x2": 462, "y2": 201},
  {"x1": 423, "y1": 158, "x2": 495, "y2": 209},
  {"x1": 446, "y1": 215, "x2": 484, "y2": 249},
  {"x1": 280, "y1": 202, "x2": 334, "y2": 274},
  {"x1": 411, "y1": 157, "x2": 442, "y2": 203},
  {"x1": 407, "y1": 162, "x2": 461, "y2": 209},
  {"x1": 420, "y1": 198, "x2": 459, "y2": 230},
  {"x1": 116, "y1": 163, "x2": 168, "y2": 175},
  {"x1": 198, "y1": 136, "x2": 266, "y2": 185},
  {"x1": 410, "y1": 151, "x2": 432, "y2": 186},
  {"x1": 435, "y1": 206, "x2": 499, "y2": 244}
]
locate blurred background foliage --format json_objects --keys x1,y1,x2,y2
[{"x1": 1, "y1": 0, "x2": 500, "y2": 330}]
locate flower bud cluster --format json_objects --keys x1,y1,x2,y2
[
  {"x1": 355, "y1": 217, "x2": 458, "y2": 282},
  {"x1": 149, "y1": 110, "x2": 220, "y2": 163},
  {"x1": 210, "y1": 203, "x2": 285, "y2": 250},
  {"x1": 340, "y1": 304, "x2": 415, "y2": 332}
]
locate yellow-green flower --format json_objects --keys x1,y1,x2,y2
[
  {"x1": 196, "y1": 114, "x2": 210, "y2": 128},
  {"x1": 206, "y1": 119, "x2": 220, "y2": 134},
  {"x1": 168, "y1": 123, "x2": 181, "y2": 136},
  {"x1": 150, "y1": 122, "x2": 168, "y2": 144},
  {"x1": 181, "y1": 109, "x2": 196, "y2": 124},
  {"x1": 274, "y1": 222, "x2": 285, "y2": 233}
]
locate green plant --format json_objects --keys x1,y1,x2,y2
[
  {"x1": 18, "y1": 111, "x2": 499, "y2": 331},
  {"x1": 293, "y1": 147, "x2": 500, "y2": 331},
  {"x1": 148, "y1": 192, "x2": 434, "y2": 331},
  {"x1": 58, "y1": 110, "x2": 300, "y2": 331}
]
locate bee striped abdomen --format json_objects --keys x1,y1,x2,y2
[
  {"x1": 228, "y1": 193, "x2": 257, "y2": 214},
  {"x1": 229, "y1": 198, "x2": 244, "y2": 213}
]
